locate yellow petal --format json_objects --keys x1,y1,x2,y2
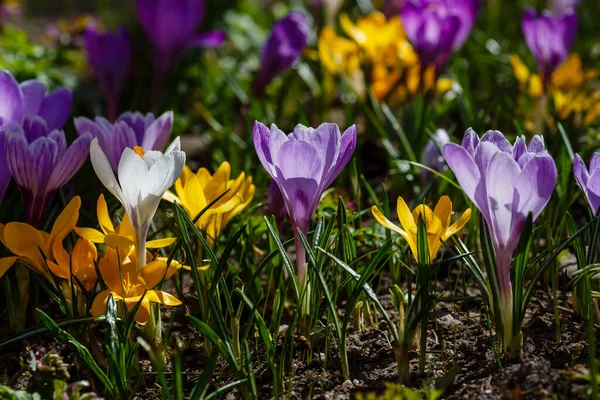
[
  {"x1": 3, "y1": 222, "x2": 46, "y2": 269},
  {"x1": 0, "y1": 256, "x2": 17, "y2": 279},
  {"x1": 371, "y1": 206, "x2": 406, "y2": 236},
  {"x1": 47, "y1": 196, "x2": 81, "y2": 252},
  {"x1": 124, "y1": 298, "x2": 150, "y2": 325},
  {"x1": 74, "y1": 227, "x2": 106, "y2": 243},
  {"x1": 91, "y1": 289, "x2": 119, "y2": 317},
  {"x1": 98, "y1": 248, "x2": 131, "y2": 293},
  {"x1": 443, "y1": 208, "x2": 472, "y2": 241},
  {"x1": 146, "y1": 237, "x2": 177, "y2": 248},
  {"x1": 116, "y1": 214, "x2": 135, "y2": 240},
  {"x1": 97, "y1": 194, "x2": 114, "y2": 234},
  {"x1": 144, "y1": 290, "x2": 182, "y2": 306},
  {"x1": 50, "y1": 236, "x2": 70, "y2": 279},
  {"x1": 104, "y1": 233, "x2": 134, "y2": 250},
  {"x1": 396, "y1": 197, "x2": 417, "y2": 235},
  {"x1": 184, "y1": 174, "x2": 208, "y2": 219},
  {"x1": 72, "y1": 238, "x2": 97, "y2": 270},
  {"x1": 340, "y1": 13, "x2": 366, "y2": 44},
  {"x1": 138, "y1": 258, "x2": 169, "y2": 289},
  {"x1": 433, "y1": 195, "x2": 452, "y2": 231}
]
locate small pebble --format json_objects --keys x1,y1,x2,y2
[
  {"x1": 352, "y1": 379, "x2": 359, "y2": 385},
  {"x1": 342, "y1": 380, "x2": 353, "y2": 388}
]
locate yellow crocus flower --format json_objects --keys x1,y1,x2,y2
[
  {"x1": 318, "y1": 26, "x2": 361, "y2": 76},
  {"x1": 75, "y1": 194, "x2": 176, "y2": 250},
  {"x1": 371, "y1": 196, "x2": 471, "y2": 263},
  {"x1": 339, "y1": 12, "x2": 405, "y2": 66},
  {"x1": 48, "y1": 237, "x2": 98, "y2": 292},
  {"x1": 0, "y1": 196, "x2": 81, "y2": 282},
  {"x1": 163, "y1": 162, "x2": 255, "y2": 247},
  {"x1": 91, "y1": 247, "x2": 182, "y2": 325}
]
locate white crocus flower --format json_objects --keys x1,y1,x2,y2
[{"x1": 90, "y1": 136, "x2": 186, "y2": 270}]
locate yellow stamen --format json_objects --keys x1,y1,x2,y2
[{"x1": 133, "y1": 146, "x2": 145, "y2": 158}]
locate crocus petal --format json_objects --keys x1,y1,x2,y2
[
  {"x1": 38, "y1": 88, "x2": 72, "y2": 131},
  {"x1": 5, "y1": 125, "x2": 38, "y2": 191},
  {"x1": 514, "y1": 155, "x2": 557, "y2": 221},
  {"x1": 443, "y1": 208, "x2": 472, "y2": 240},
  {"x1": 444, "y1": 143, "x2": 481, "y2": 206},
  {"x1": 0, "y1": 71, "x2": 23, "y2": 122},
  {"x1": 47, "y1": 133, "x2": 92, "y2": 191},
  {"x1": 485, "y1": 151, "x2": 521, "y2": 249},
  {"x1": 104, "y1": 233, "x2": 135, "y2": 249},
  {"x1": 371, "y1": 205, "x2": 408, "y2": 237},
  {"x1": 0, "y1": 256, "x2": 17, "y2": 279},
  {"x1": 433, "y1": 195, "x2": 452, "y2": 230},
  {"x1": 91, "y1": 290, "x2": 117, "y2": 317},
  {"x1": 144, "y1": 289, "x2": 182, "y2": 306},
  {"x1": 74, "y1": 227, "x2": 106, "y2": 243},
  {"x1": 146, "y1": 237, "x2": 177, "y2": 248},
  {"x1": 141, "y1": 111, "x2": 173, "y2": 151},
  {"x1": 90, "y1": 138, "x2": 126, "y2": 205},
  {"x1": 20, "y1": 80, "x2": 46, "y2": 117}
]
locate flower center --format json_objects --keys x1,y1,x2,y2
[{"x1": 133, "y1": 146, "x2": 146, "y2": 158}]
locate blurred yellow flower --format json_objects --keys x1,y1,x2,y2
[
  {"x1": 511, "y1": 53, "x2": 600, "y2": 128},
  {"x1": 91, "y1": 247, "x2": 182, "y2": 325},
  {"x1": 75, "y1": 194, "x2": 176, "y2": 250},
  {"x1": 163, "y1": 162, "x2": 255, "y2": 246},
  {"x1": 339, "y1": 12, "x2": 406, "y2": 66},
  {"x1": 0, "y1": 196, "x2": 81, "y2": 282},
  {"x1": 371, "y1": 196, "x2": 471, "y2": 262},
  {"x1": 318, "y1": 26, "x2": 361, "y2": 76}
]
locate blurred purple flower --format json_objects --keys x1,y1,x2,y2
[
  {"x1": 550, "y1": 0, "x2": 579, "y2": 15},
  {"x1": 444, "y1": 129, "x2": 556, "y2": 299},
  {"x1": 253, "y1": 122, "x2": 356, "y2": 285},
  {"x1": 83, "y1": 25, "x2": 132, "y2": 121},
  {"x1": 4, "y1": 122, "x2": 91, "y2": 226},
  {"x1": 136, "y1": 0, "x2": 226, "y2": 99},
  {"x1": 267, "y1": 179, "x2": 287, "y2": 231},
  {"x1": 401, "y1": 0, "x2": 478, "y2": 73},
  {"x1": 522, "y1": 7, "x2": 577, "y2": 81},
  {"x1": 574, "y1": 153, "x2": 600, "y2": 215},
  {"x1": 421, "y1": 128, "x2": 450, "y2": 179},
  {"x1": 253, "y1": 12, "x2": 310, "y2": 96},
  {"x1": 74, "y1": 110, "x2": 173, "y2": 172}
]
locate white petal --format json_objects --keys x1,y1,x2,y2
[
  {"x1": 117, "y1": 147, "x2": 149, "y2": 218},
  {"x1": 90, "y1": 138, "x2": 125, "y2": 203},
  {"x1": 164, "y1": 136, "x2": 181, "y2": 154},
  {"x1": 142, "y1": 150, "x2": 163, "y2": 168}
]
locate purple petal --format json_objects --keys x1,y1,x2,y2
[
  {"x1": 38, "y1": 88, "x2": 73, "y2": 131},
  {"x1": 461, "y1": 127, "x2": 480, "y2": 156},
  {"x1": 323, "y1": 125, "x2": 357, "y2": 188},
  {"x1": 22, "y1": 116, "x2": 49, "y2": 142},
  {"x1": 444, "y1": 142, "x2": 482, "y2": 210},
  {"x1": 590, "y1": 152, "x2": 600, "y2": 173},
  {"x1": 0, "y1": 70, "x2": 23, "y2": 123},
  {"x1": 5, "y1": 125, "x2": 37, "y2": 191},
  {"x1": 586, "y1": 168, "x2": 600, "y2": 215},
  {"x1": 47, "y1": 133, "x2": 92, "y2": 191},
  {"x1": 485, "y1": 151, "x2": 521, "y2": 249},
  {"x1": 480, "y1": 130, "x2": 512, "y2": 153},
  {"x1": 514, "y1": 155, "x2": 557, "y2": 222},
  {"x1": 19, "y1": 80, "x2": 46, "y2": 117},
  {"x1": 141, "y1": 111, "x2": 172, "y2": 151},
  {"x1": 527, "y1": 135, "x2": 546, "y2": 153},
  {"x1": 187, "y1": 30, "x2": 227, "y2": 48},
  {"x1": 512, "y1": 136, "x2": 527, "y2": 161},
  {"x1": 0, "y1": 129, "x2": 11, "y2": 203},
  {"x1": 573, "y1": 153, "x2": 589, "y2": 189},
  {"x1": 28, "y1": 136, "x2": 59, "y2": 191}
]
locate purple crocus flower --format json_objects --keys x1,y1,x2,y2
[
  {"x1": 4, "y1": 122, "x2": 91, "y2": 226},
  {"x1": 421, "y1": 128, "x2": 450, "y2": 180},
  {"x1": 253, "y1": 12, "x2": 310, "y2": 96},
  {"x1": 401, "y1": 0, "x2": 478, "y2": 74},
  {"x1": 253, "y1": 122, "x2": 356, "y2": 286},
  {"x1": 444, "y1": 129, "x2": 556, "y2": 330},
  {"x1": 0, "y1": 70, "x2": 73, "y2": 208},
  {"x1": 74, "y1": 110, "x2": 173, "y2": 172},
  {"x1": 83, "y1": 25, "x2": 132, "y2": 122},
  {"x1": 0, "y1": 70, "x2": 72, "y2": 137},
  {"x1": 574, "y1": 153, "x2": 600, "y2": 215},
  {"x1": 521, "y1": 7, "x2": 577, "y2": 82},
  {"x1": 136, "y1": 0, "x2": 227, "y2": 100}
]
